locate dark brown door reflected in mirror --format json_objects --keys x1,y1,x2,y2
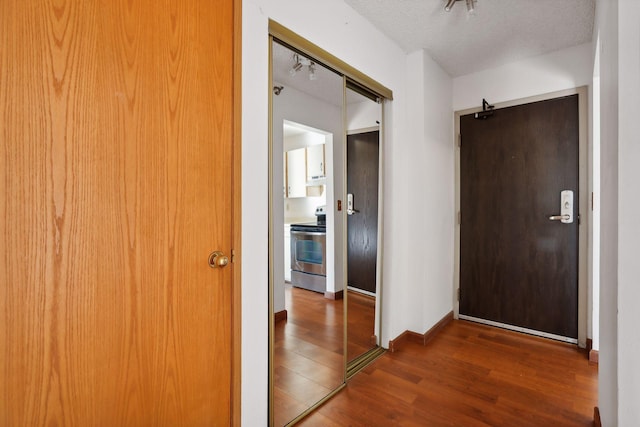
[
  {"x1": 346, "y1": 88, "x2": 382, "y2": 364},
  {"x1": 346, "y1": 131, "x2": 379, "y2": 361}
]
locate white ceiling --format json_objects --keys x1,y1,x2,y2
[{"x1": 344, "y1": 0, "x2": 595, "y2": 77}]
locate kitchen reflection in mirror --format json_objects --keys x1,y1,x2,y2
[
  {"x1": 270, "y1": 39, "x2": 345, "y2": 426},
  {"x1": 270, "y1": 34, "x2": 386, "y2": 425}
]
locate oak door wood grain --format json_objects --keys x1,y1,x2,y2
[
  {"x1": 0, "y1": 0, "x2": 236, "y2": 425},
  {"x1": 459, "y1": 95, "x2": 579, "y2": 338}
]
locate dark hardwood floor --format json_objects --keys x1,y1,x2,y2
[
  {"x1": 347, "y1": 290, "x2": 377, "y2": 362},
  {"x1": 299, "y1": 320, "x2": 598, "y2": 427},
  {"x1": 274, "y1": 285, "x2": 344, "y2": 426},
  {"x1": 275, "y1": 285, "x2": 383, "y2": 425}
]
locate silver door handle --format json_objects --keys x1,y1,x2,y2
[
  {"x1": 549, "y1": 214, "x2": 571, "y2": 221},
  {"x1": 550, "y1": 190, "x2": 574, "y2": 224},
  {"x1": 347, "y1": 193, "x2": 358, "y2": 215}
]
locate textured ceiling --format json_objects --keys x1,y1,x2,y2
[{"x1": 344, "y1": 0, "x2": 595, "y2": 77}]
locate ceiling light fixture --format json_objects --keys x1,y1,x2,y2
[
  {"x1": 444, "y1": 0, "x2": 456, "y2": 12},
  {"x1": 308, "y1": 62, "x2": 316, "y2": 81},
  {"x1": 444, "y1": 0, "x2": 477, "y2": 14},
  {"x1": 466, "y1": 0, "x2": 475, "y2": 13},
  {"x1": 289, "y1": 55, "x2": 303, "y2": 76},
  {"x1": 289, "y1": 53, "x2": 318, "y2": 81}
]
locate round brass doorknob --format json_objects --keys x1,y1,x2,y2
[{"x1": 208, "y1": 251, "x2": 229, "y2": 268}]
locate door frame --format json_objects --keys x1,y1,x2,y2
[
  {"x1": 232, "y1": 0, "x2": 242, "y2": 423},
  {"x1": 453, "y1": 86, "x2": 589, "y2": 348}
]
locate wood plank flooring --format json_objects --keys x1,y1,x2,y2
[
  {"x1": 274, "y1": 285, "x2": 344, "y2": 426},
  {"x1": 299, "y1": 320, "x2": 597, "y2": 427},
  {"x1": 275, "y1": 285, "x2": 380, "y2": 425},
  {"x1": 347, "y1": 290, "x2": 377, "y2": 362}
]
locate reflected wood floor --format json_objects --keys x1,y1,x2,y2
[
  {"x1": 274, "y1": 285, "x2": 344, "y2": 426},
  {"x1": 300, "y1": 320, "x2": 598, "y2": 427},
  {"x1": 275, "y1": 285, "x2": 379, "y2": 426},
  {"x1": 347, "y1": 290, "x2": 376, "y2": 361}
]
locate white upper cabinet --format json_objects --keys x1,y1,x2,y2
[
  {"x1": 285, "y1": 147, "x2": 307, "y2": 198},
  {"x1": 306, "y1": 144, "x2": 325, "y2": 180}
]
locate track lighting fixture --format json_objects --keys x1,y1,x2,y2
[
  {"x1": 289, "y1": 56, "x2": 303, "y2": 76},
  {"x1": 444, "y1": 0, "x2": 477, "y2": 14},
  {"x1": 444, "y1": 0, "x2": 456, "y2": 12},
  {"x1": 466, "y1": 0, "x2": 475, "y2": 13},
  {"x1": 289, "y1": 53, "x2": 318, "y2": 81},
  {"x1": 308, "y1": 62, "x2": 316, "y2": 81}
]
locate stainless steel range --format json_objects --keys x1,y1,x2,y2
[{"x1": 290, "y1": 206, "x2": 326, "y2": 293}]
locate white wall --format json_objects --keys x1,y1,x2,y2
[
  {"x1": 284, "y1": 196, "x2": 325, "y2": 223},
  {"x1": 616, "y1": 0, "x2": 640, "y2": 424},
  {"x1": 242, "y1": 1, "x2": 456, "y2": 424},
  {"x1": 241, "y1": 5, "x2": 270, "y2": 424},
  {"x1": 590, "y1": 51, "x2": 601, "y2": 352},
  {"x1": 381, "y1": 50, "x2": 424, "y2": 339},
  {"x1": 347, "y1": 99, "x2": 380, "y2": 131},
  {"x1": 594, "y1": 0, "x2": 640, "y2": 422},
  {"x1": 419, "y1": 52, "x2": 455, "y2": 332},
  {"x1": 595, "y1": 0, "x2": 619, "y2": 424},
  {"x1": 453, "y1": 43, "x2": 593, "y2": 111},
  {"x1": 387, "y1": 50, "x2": 454, "y2": 335}
]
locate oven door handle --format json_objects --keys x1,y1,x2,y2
[{"x1": 290, "y1": 230, "x2": 326, "y2": 236}]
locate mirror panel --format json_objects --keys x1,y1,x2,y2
[
  {"x1": 271, "y1": 39, "x2": 345, "y2": 426},
  {"x1": 346, "y1": 88, "x2": 382, "y2": 364},
  {"x1": 270, "y1": 33, "x2": 388, "y2": 425}
]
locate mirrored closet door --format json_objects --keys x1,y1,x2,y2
[
  {"x1": 345, "y1": 87, "x2": 383, "y2": 369},
  {"x1": 269, "y1": 24, "x2": 391, "y2": 426},
  {"x1": 270, "y1": 39, "x2": 345, "y2": 427}
]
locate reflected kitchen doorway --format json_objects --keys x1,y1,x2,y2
[
  {"x1": 270, "y1": 40, "x2": 345, "y2": 426},
  {"x1": 268, "y1": 22, "x2": 392, "y2": 426}
]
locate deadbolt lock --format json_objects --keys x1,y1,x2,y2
[{"x1": 208, "y1": 251, "x2": 229, "y2": 268}]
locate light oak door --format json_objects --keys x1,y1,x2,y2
[{"x1": 0, "y1": 0, "x2": 239, "y2": 425}]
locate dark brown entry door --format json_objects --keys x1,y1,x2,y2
[
  {"x1": 459, "y1": 95, "x2": 579, "y2": 339},
  {"x1": 347, "y1": 131, "x2": 379, "y2": 294}
]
